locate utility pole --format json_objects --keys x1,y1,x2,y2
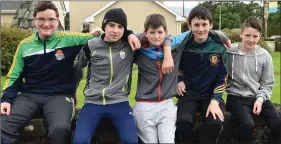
[
  {"x1": 219, "y1": 3, "x2": 222, "y2": 30},
  {"x1": 264, "y1": 0, "x2": 269, "y2": 38},
  {"x1": 183, "y1": 1, "x2": 185, "y2": 17}
]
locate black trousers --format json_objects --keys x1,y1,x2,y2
[
  {"x1": 226, "y1": 95, "x2": 281, "y2": 144},
  {"x1": 1, "y1": 93, "x2": 74, "y2": 144},
  {"x1": 176, "y1": 97, "x2": 225, "y2": 143}
]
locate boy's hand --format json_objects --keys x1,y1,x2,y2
[
  {"x1": 223, "y1": 39, "x2": 232, "y2": 49},
  {"x1": 206, "y1": 100, "x2": 224, "y2": 121},
  {"x1": 162, "y1": 48, "x2": 174, "y2": 74},
  {"x1": 177, "y1": 81, "x2": 186, "y2": 96},
  {"x1": 253, "y1": 100, "x2": 262, "y2": 115},
  {"x1": 90, "y1": 28, "x2": 104, "y2": 36},
  {"x1": 1, "y1": 102, "x2": 11, "y2": 115},
  {"x1": 128, "y1": 34, "x2": 141, "y2": 51}
]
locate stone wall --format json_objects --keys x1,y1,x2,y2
[{"x1": 19, "y1": 104, "x2": 281, "y2": 144}]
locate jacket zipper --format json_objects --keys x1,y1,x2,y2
[
  {"x1": 156, "y1": 49, "x2": 163, "y2": 101},
  {"x1": 102, "y1": 45, "x2": 113, "y2": 105},
  {"x1": 43, "y1": 40, "x2": 46, "y2": 54}
]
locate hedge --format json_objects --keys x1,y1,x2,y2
[{"x1": 1, "y1": 24, "x2": 32, "y2": 75}]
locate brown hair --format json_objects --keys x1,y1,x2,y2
[
  {"x1": 241, "y1": 16, "x2": 262, "y2": 33},
  {"x1": 33, "y1": 1, "x2": 59, "y2": 17},
  {"x1": 144, "y1": 14, "x2": 167, "y2": 31},
  {"x1": 188, "y1": 5, "x2": 212, "y2": 24}
]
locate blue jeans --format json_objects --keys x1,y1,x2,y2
[{"x1": 73, "y1": 102, "x2": 138, "y2": 144}]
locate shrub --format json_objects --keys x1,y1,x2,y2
[
  {"x1": 1, "y1": 24, "x2": 32, "y2": 75},
  {"x1": 223, "y1": 28, "x2": 271, "y2": 52}
]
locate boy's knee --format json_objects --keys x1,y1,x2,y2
[
  {"x1": 48, "y1": 124, "x2": 71, "y2": 138},
  {"x1": 240, "y1": 121, "x2": 254, "y2": 129},
  {"x1": 176, "y1": 120, "x2": 193, "y2": 129}
]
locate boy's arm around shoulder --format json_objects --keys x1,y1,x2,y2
[{"x1": 209, "y1": 30, "x2": 231, "y2": 49}]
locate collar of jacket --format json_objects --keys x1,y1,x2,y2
[{"x1": 34, "y1": 31, "x2": 57, "y2": 42}]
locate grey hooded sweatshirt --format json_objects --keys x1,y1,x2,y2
[
  {"x1": 75, "y1": 34, "x2": 134, "y2": 105},
  {"x1": 226, "y1": 43, "x2": 274, "y2": 102}
]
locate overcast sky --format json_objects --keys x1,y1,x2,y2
[{"x1": 64, "y1": 1, "x2": 201, "y2": 12}]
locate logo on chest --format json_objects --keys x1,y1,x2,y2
[
  {"x1": 210, "y1": 54, "x2": 219, "y2": 66},
  {"x1": 55, "y1": 49, "x2": 65, "y2": 60},
  {"x1": 120, "y1": 51, "x2": 126, "y2": 59}
]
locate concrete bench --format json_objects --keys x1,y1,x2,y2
[{"x1": 19, "y1": 104, "x2": 281, "y2": 144}]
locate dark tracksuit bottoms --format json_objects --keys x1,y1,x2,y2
[
  {"x1": 226, "y1": 95, "x2": 281, "y2": 144},
  {"x1": 73, "y1": 102, "x2": 138, "y2": 144},
  {"x1": 1, "y1": 93, "x2": 74, "y2": 144}
]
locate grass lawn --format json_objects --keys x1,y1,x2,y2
[{"x1": 1, "y1": 52, "x2": 280, "y2": 107}]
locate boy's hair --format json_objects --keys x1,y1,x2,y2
[
  {"x1": 33, "y1": 1, "x2": 59, "y2": 17},
  {"x1": 144, "y1": 14, "x2": 167, "y2": 31},
  {"x1": 241, "y1": 16, "x2": 262, "y2": 33},
  {"x1": 188, "y1": 5, "x2": 212, "y2": 24}
]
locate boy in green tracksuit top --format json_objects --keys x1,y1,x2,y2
[
  {"x1": 176, "y1": 5, "x2": 228, "y2": 143},
  {"x1": 0, "y1": 2, "x2": 139, "y2": 144},
  {"x1": 226, "y1": 16, "x2": 281, "y2": 143}
]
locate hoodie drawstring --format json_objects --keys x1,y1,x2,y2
[
  {"x1": 255, "y1": 47, "x2": 257, "y2": 73},
  {"x1": 232, "y1": 54, "x2": 235, "y2": 79}
]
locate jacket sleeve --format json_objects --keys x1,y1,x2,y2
[
  {"x1": 171, "y1": 30, "x2": 191, "y2": 49},
  {"x1": 257, "y1": 52, "x2": 274, "y2": 102},
  {"x1": 209, "y1": 30, "x2": 231, "y2": 49},
  {"x1": 74, "y1": 42, "x2": 91, "y2": 88},
  {"x1": 62, "y1": 32, "x2": 96, "y2": 46},
  {"x1": 1, "y1": 43, "x2": 24, "y2": 104},
  {"x1": 136, "y1": 33, "x2": 173, "y2": 48},
  {"x1": 212, "y1": 49, "x2": 228, "y2": 102}
]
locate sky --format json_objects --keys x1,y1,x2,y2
[{"x1": 64, "y1": 1, "x2": 201, "y2": 12}]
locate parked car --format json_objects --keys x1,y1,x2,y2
[{"x1": 270, "y1": 35, "x2": 281, "y2": 39}]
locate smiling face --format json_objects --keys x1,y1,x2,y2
[
  {"x1": 240, "y1": 27, "x2": 261, "y2": 50},
  {"x1": 144, "y1": 25, "x2": 167, "y2": 47},
  {"x1": 34, "y1": 9, "x2": 58, "y2": 40},
  {"x1": 103, "y1": 21, "x2": 125, "y2": 43},
  {"x1": 188, "y1": 17, "x2": 213, "y2": 43}
]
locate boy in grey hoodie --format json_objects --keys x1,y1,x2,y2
[{"x1": 226, "y1": 16, "x2": 281, "y2": 143}]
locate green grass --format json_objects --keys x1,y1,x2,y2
[{"x1": 1, "y1": 52, "x2": 280, "y2": 106}]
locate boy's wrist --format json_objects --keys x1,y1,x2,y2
[{"x1": 256, "y1": 97, "x2": 264, "y2": 103}]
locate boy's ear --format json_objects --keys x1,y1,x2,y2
[
  {"x1": 209, "y1": 23, "x2": 213, "y2": 30},
  {"x1": 188, "y1": 23, "x2": 191, "y2": 29},
  {"x1": 143, "y1": 31, "x2": 147, "y2": 37},
  {"x1": 240, "y1": 31, "x2": 243, "y2": 39},
  {"x1": 165, "y1": 30, "x2": 168, "y2": 35}
]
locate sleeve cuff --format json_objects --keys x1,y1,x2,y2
[
  {"x1": 163, "y1": 35, "x2": 173, "y2": 46},
  {"x1": 212, "y1": 93, "x2": 223, "y2": 102},
  {"x1": 256, "y1": 96, "x2": 265, "y2": 103},
  {"x1": 1, "y1": 97, "x2": 12, "y2": 104}
]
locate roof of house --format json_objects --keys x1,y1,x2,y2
[
  {"x1": 84, "y1": 1, "x2": 185, "y2": 23},
  {"x1": 1, "y1": 1, "x2": 22, "y2": 13},
  {"x1": 1, "y1": 1, "x2": 66, "y2": 14}
]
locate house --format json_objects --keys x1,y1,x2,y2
[
  {"x1": 1, "y1": 1, "x2": 67, "y2": 29},
  {"x1": 69, "y1": 1, "x2": 185, "y2": 35}
]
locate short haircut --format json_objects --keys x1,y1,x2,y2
[
  {"x1": 144, "y1": 14, "x2": 167, "y2": 31},
  {"x1": 188, "y1": 5, "x2": 212, "y2": 24},
  {"x1": 241, "y1": 16, "x2": 262, "y2": 33},
  {"x1": 33, "y1": 1, "x2": 59, "y2": 17}
]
